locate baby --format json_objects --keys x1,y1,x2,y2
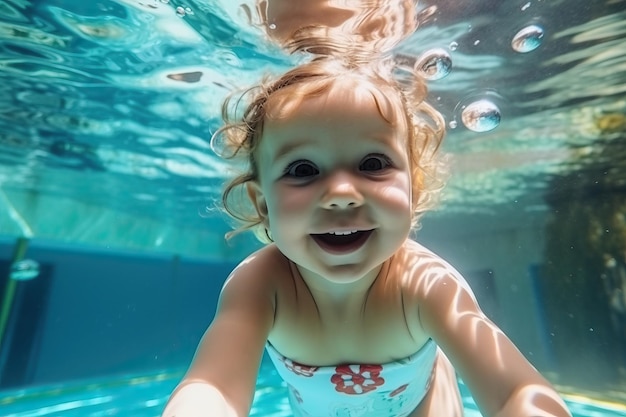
[{"x1": 161, "y1": 53, "x2": 572, "y2": 417}]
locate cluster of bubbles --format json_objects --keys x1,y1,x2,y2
[
  {"x1": 158, "y1": 0, "x2": 193, "y2": 17},
  {"x1": 424, "y1": 23, "x2": 545, "y2": 132},
  {"x1": 175, "y1": 6, "x2": 194, "y2": 17}
]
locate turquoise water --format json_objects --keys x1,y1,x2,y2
[
  {"x1": 2, "y1": 358, "x2": 626, "y2": 417},
  {"x1": 1, "y1": 0, "x2": 624, "y2": 250},
  {"x1": 1, "y1": 0, "x2": 626, "y2": 416}
]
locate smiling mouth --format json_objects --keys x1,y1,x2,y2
[{"x1": 310, "y1": 230, "x2": 373, "y2": 254}]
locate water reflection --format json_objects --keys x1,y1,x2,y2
[{"x1": 253, "y1": 0, "x2": 419, "y2": 56}]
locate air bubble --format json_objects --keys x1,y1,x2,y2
[
  {"x1": 448, "y1": 120, "x2": 458, "y2": 129},
  {"x1": 461, "y1": 100, "x2": 501, "y2": 132},
  {"x1": 414, "y1": 48, "x2": 452, "y2": 80},
  {"x1": 512, "y1": 25, "x2": 544, "y2": 53},
  {"x1": 449, "y1": 41, "x2": 458, "y2": 51},
  {"x1": 176, "y1": 6, "x2": 186, "y2": 17},
  {"x1": 10, "y1": 259, "x2": 40, "y2": 281},
  {"x1": 269, "y1": 23, "x2": 276, "y2": 30}
]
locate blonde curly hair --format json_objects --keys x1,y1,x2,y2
[{"x1": 211, "y1": 57, "x2": 448, "y2": 242}]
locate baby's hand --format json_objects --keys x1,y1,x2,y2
[{"x1": 161, "y1": 383, "x2": 238, "y2": 417}]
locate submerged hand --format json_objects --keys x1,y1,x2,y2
[{"x1": 162, "y1": 383, "x2": 238, "y2": 417}]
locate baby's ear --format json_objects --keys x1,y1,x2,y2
[{"x1": 246, "y1": 181, "x2": 269, "y2": 222}]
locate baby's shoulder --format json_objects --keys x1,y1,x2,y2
[
  {"x1": 393, "y1": 240, "x2": 464, "y2": 285},
  {"x1": 398, "y1": 239, "x2": 450, "y2": 268},
  {"x1": 394, "y1": 239, "x2": 475, "y2": 300},
  {"x1": 226, "y1": 244, "x2": 291, "y2": 287}
]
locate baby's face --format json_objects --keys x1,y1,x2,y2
[{"x1": 248, "y1": 81, "x2": 413, "y2": 284}]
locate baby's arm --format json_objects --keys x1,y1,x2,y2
[
  {"x1": 162, "y1": 383, "x2": 237, "y2": 417},
  {"x1": 412, "y1": 257, "x2": 571, "y2": 417},
  {"x1": 161, "y1": 253, "x2": 275, "y2": 417}
]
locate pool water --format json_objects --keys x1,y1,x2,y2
[
  {"x1": 1, "y1": 1, "x2": 626, "y2": 416},
  {"x1": 2, "y1": 357, "x2": 624, "y2": 417}
]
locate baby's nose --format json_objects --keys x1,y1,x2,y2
[{"x1": 320, "y1": 175, "x2": 364, "y2": 209}]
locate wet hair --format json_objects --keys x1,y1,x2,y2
[{"x1": 211, "y1": 57, "x2": 448, "y2": 243}]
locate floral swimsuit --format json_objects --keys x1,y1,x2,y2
[{"x1": 265, "y1": 339, "x2": 438, "y2": 417}]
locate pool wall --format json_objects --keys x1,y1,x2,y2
[{"x1": 0, "y1": 235, "x2": 234, "y2": 390}]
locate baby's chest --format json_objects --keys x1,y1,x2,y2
[{"x1": 268, "y1": 299, "x2": 424, "y2": 365}]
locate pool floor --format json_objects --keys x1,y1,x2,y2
[{"x1": 1, "y1": 359, "x2": 625, "y2": 417}]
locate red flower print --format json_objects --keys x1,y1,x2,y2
[
  {"x1": 331, "y1": 364, "x2": 385, "y2": 395},
  {"x1": 281, "y1": 358, "x2": 319, "y2": 377},
  {"x1": 389, "y1": 384, "x2": 408, "y2": 397}
]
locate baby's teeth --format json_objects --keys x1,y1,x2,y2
[{"x1": 331, "y1": 230, "x2": 358, "y2": 235}]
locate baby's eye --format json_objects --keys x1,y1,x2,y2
[
  {"x1": 359, "y1": 154, "x2": 392, "y2": 172},
  {"x1": 283, "y1": 160, "x2": 319, "y2": 178}
]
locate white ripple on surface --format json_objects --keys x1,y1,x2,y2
[{"x1": 5, "y1": 396, "x2": 113, "y2": 417}]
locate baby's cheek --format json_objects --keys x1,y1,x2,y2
[
  {"x1": 380, "y1": 184, "x2": 412, "y2": 210},
  {"x1": 278, "y1": 188, "x2": 312, "y2": 211},
  {"x1": 267, "y1": 188, "x2": 313, "y2": 222}
]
